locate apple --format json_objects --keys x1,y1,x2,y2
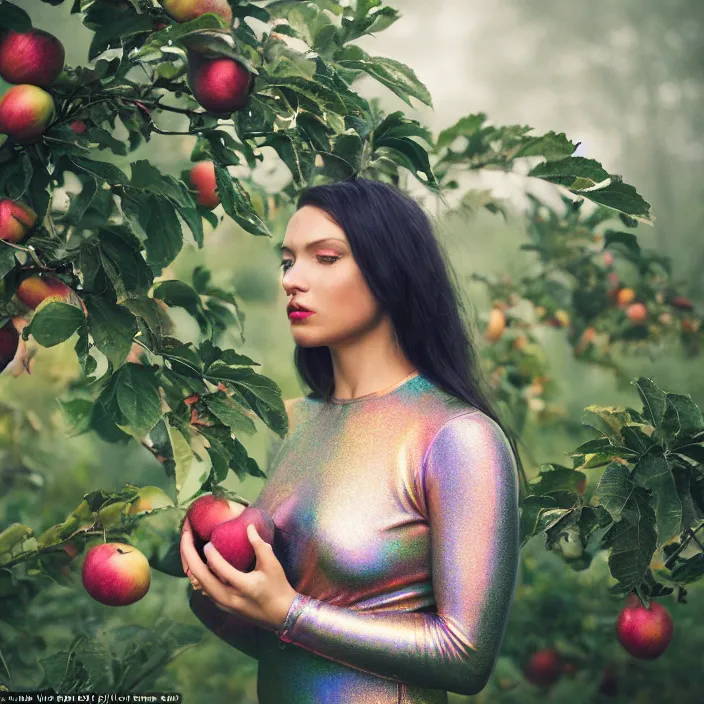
[
  {"x1": 553, "y1": 309, "x2": 570, "y2": 327},
  {"x1": 71, "y1": 120, "x2": 87, "y2": 134},
  {"x1": 81, "y1": 542, "x2": 151, "y2": 606},
  {"x1": 523, "y1": 648, "x2": 562, "y2": 687},
  {"x1": 189, "y1": 160, "x2": 219, "y2": 209},
  {"x1": 669, "y1": 295, "x2": 693, "y2": 311},
  {"x1": 615, "y1": 594, "x2": 673, "y2": 659},
  {"x1": 161, "y1": 0, "x2": 233, "y2": 24},
  {"x1": 626, "y1": 302, "x2": 647, "y2": 324},
  {"x1": 186, "y1": 493, "x2": 247, "y2": 542},
  {"x1": 602, "y1": 251, "x2": 614, "y2": 267},
  {"x1": 208, "y1": 506, "x2": 275, "y2": 572},
  {"x1": 128, "y1": 486, "x2": 174, "y2": 514},
  {"x1": 16, "y1": 274, "x2": 87, "y2": 317},
  {"x1": 616, "y1": 287, "x2": 636, "y2": 306},
  {"x1": 0, "y1": 199, "x2": 38, "y2": 243},
  {"x1": 187, "y1": 52, "x2": 252, "y2": 114},
  {"x1": 0, "y1": 29, "x2": 65, "y2": 87},
  {"x1": 485, "y1": 308, "x2": 506, "y2": 342},
  {"x1": 0, "y1": 84, "x2": 56, "y2": 144}
]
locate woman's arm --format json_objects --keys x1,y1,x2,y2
[
  {"x1": 189, "y1": 588, "x2": 262, "y2": 661},
  {"x1": 275, "y1": 411, "x2": 520, "y2": 696}
]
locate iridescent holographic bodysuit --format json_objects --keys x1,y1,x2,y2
[{"x1": 190, "y1": 370, "x2": 520, "y2": 703}]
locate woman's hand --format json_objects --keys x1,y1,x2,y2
[{"x1": 180, "y1": 515, "x2": 299, "y2": 633}]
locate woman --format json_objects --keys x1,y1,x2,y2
[{"x1": 180, "y1": 177, "x2": 522, "y2": 703}]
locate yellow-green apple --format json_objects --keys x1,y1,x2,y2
[
  {"x1": 523, "y1": 648, "x2": 562, "y2": 687},
  {"x1": 485, "y1": 307, "x2": 505, "y2": 342},
  {"x1": 616, "y1": 287, "x2": 636, "y2": 306},
  {"x1": 0, "y1": 84, "x2": 55, "y2": 144},
  {"x1": 161, "y1": 0, "x2": 232, "y2": 23},
  {"x1": 128, "y1": 486, "x2": 174, "y2": 514},
  {"x1": 0, "y1": 29, "x2": 65, "y2": 87},
  {"x1": 189, "y1": 160, "x2": 219, "y2": 209},
  {"x1": 81, "y1": 542, "x2": 151, "y2": 606},
  {"x1": 16, "y1": 274, "x2": 87, "y2": 317},
  {"x1": 208, "y1": 506, "x2": 275, "y2": 571},
  {"x1": 186, "y1": 493, "x2": 247, "y2": 542},
  {"x1": 0, "y1": 199, "x2": 38, "y2": 243},
  {"x1": 615, "y1": 594, "x2": 673, "y2": 659},
  {"x1": 626, "y1": 302, "x2": 647, "y2": 324},
  {"x1": 187, "y1": 52, "x2": 252, "y2": 114}
]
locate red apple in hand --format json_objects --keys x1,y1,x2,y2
[
  {"x1": 187, "y1": 52, "x2": 252, "y2": 114},
  {"x1": 0, "y1": 199, "x2": 38, "y2": 243},
  {"x1": 523, "y1": 647, "x2": 562, "y2": 687},
  {"x1": 186, "y1": 493, "x2": 247, "y2": 542},
  {"x1": 0, "y1": 29, "x2": 65, "y2": 87},
  {"x1": 615, "y1": 594, "x2": 673, "y2": 659},
  {"x1": 189, "y1": 160, "x2": 219, "y2": 209},
  {"x1": 81, "y1": 542, "x2": 151, "y2": 606},
  {"x1": 209, "y1": 506, "x2": 275, "y2": 572},
  {"x1": 161, "y1": 0, "x2": 233, "y2": 23},
  {"x1": 0, "y1": 84, "x2": 56, "y2": 144}
]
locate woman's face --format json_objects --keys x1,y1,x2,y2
[{"x1": 280, "y1": 205, "x2": 385, "y2": 348}]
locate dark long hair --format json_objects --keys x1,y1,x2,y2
[{"x1": 292, "y1": 177, "x2": 527, "y2": 496}]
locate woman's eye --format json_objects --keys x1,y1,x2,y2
[{"x1": 280, "y1": 255, "x2": 339, "y2": 273}]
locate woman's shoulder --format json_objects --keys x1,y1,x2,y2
[{"x1": 283, "y1": 395, "x2": 323, "y2": 434}]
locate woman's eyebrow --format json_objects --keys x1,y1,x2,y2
[{"x1": 278, "y1": 237, "x2": 348, "y2": 254}]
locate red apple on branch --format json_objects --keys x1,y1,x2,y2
[
  {"x1": 81, "y1": 542, "x2": 151, "y2": 606},
  {"x1": 16, "y1": 274, "x2": 87, "y2": 317},
  {"x1": 0, "y1": 29, "x2": 65, "y2": 87},
  {"x1": 626, "y1": 302, "x2": 648, "y2": 324},
  {"x1": 189, "y1": 160, "x2": 220, "y2": 209},
  {"x1": 187, "y1": 52, "x2": 252, "y2": 114},
  {"x1": 615, "y1": 594, "x2": 673, "y2": 659},
  {"x1": 0, "y1": 199, "x2": 38, "y2": 243},
  {"x1": 523, "y1": 647, "x2": 562, "y2": 687},
  {"x1": 186, "y1": 493, "x2": 247, "y2": 542},
  {"x1": 209, "y1": 506, "x2": 276, "y2": 572},
  {"x1": 0, "y1": 84, "x2": 56, "y2": 144},
  {"x1": 161, "y1": 0, "x2": 233, "y2": 24}
]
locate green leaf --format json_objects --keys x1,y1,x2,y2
[
  {"x1": 153, "y1": 280, "x2": 211, "y2": 336},
  {"x1": 529, "y1": 156, "x2": 609, "y2": 189},
  {"x1": 604, "y1": 231, "x2": 641, "y2": 258},
  {"x1": 528, "y1": 465, "x2": 585, "y2": 497},
  {"x1": 203, "y1": 364, "x2": 287, "y2": 438},
  {"x1": 58, "y1": 398, "x2": 94, "y2": 437},
  {"x1": 141, "y1": 195, "x2": 184, "y2": 271},
  {"x1": 99, "y1": 229, "x2": 154, "y2": 298},
  {"x1": 633, "y1": 452, "x2": 683, "y2": 546},
  {"x1": 212, "y1": 163, "x2": 271, "y2": 237},
  {"x1": 84, "y1": 295, "x2": 138, "y2": 369},
  {"x1": 114, "y1": 363, "x2": 163, "y2": 437},
  {"x1": 670, "y1": 554, "x2": 704, "y2": 584},
  {"x1": 632, "y1": 377, "x2": 667, "y2": 432},
  {"x1": 336, "y1": 47, "x2": 432, "y2": 108},
  {"x1": 593, "y1": 462, "x2": 635, "y2": 522},
  {"x1": 66, "y1": 176, "x2": 98, "y2": 225},
  {"x1": 0, "y1": 247, "x2": 17, "y2": 279},
  {"x1": 202, "y1": 395, "x2": 257, "y2": 437},
  {"x1": 601, "y1": 486, "x2": 657, "y2": 595},
  {"x1": 25, "y1": 301, "x2": 86, "y2": 348},
  {"x1": 69, "y1": 156, "x2": 129, "y2": 185},
  {"x1": 0, "y1": 3, "x2": 32, "y2": 32},
  {"x1": 661, "y1": 393, "x2": 704, "y2": 441},
  {"x1": 129, "y1": 160, "x2": 193, "y2": 209}
]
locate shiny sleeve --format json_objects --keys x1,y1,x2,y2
[
  {"x1": 189, "y1": 586, "x2": 262, "y2": 661},
  {"x1": 275, "y1": 411, "x2": 520, "y2": 696}
]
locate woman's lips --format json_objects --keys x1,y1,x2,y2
[{"x1": 289, "y1": 310, "x2": 315, "y2": 321}]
